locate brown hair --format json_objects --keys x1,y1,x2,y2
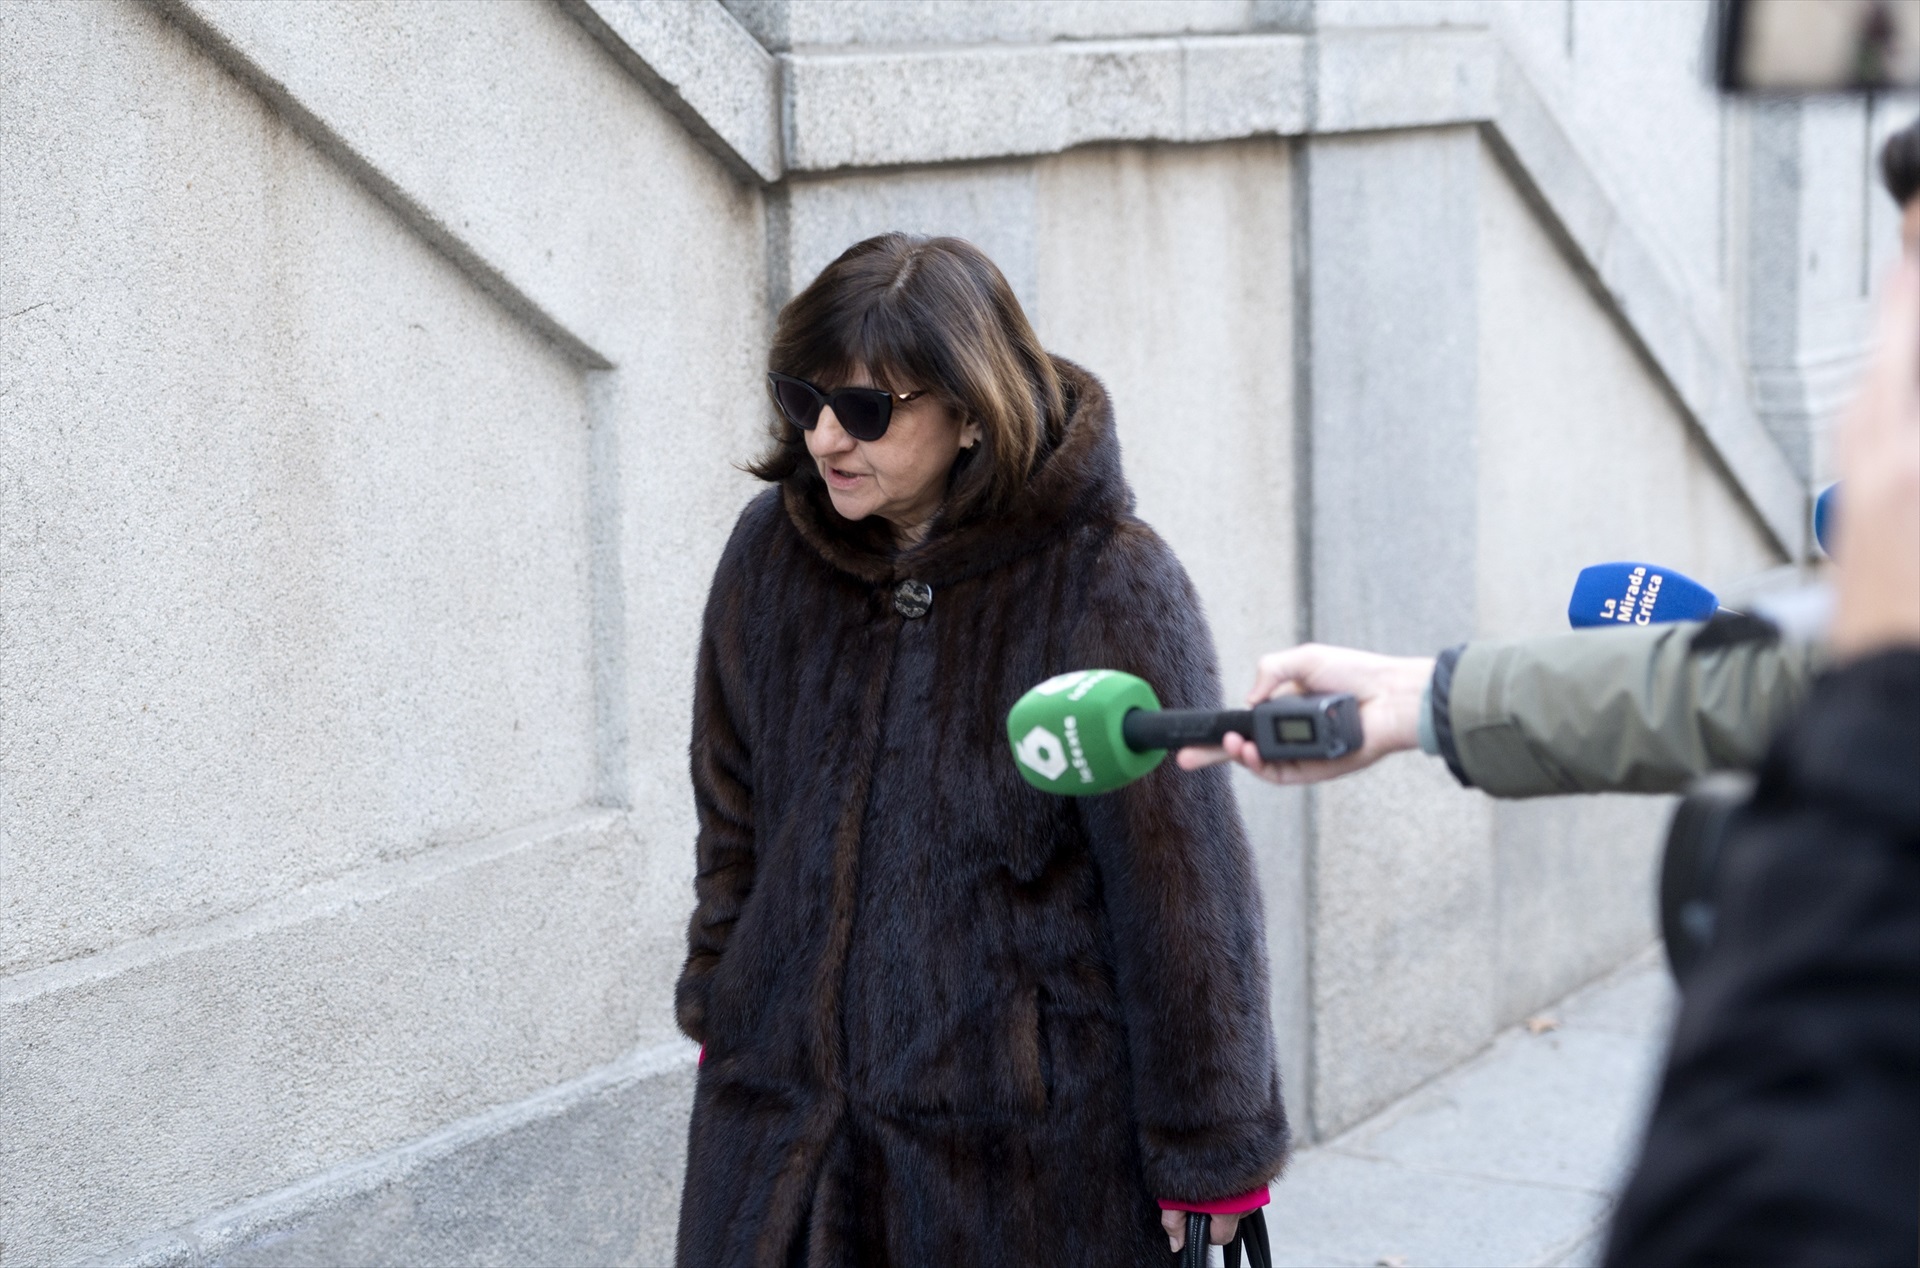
[
  {"x1": 749, "y1": 233, "x2": 1067, "y2": 524},
  {"x1": 1883, "y1": 115, "x2": 1920, "y2": 207}
]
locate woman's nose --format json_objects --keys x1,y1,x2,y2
[{"x1": 812, "y1": 406, "x2": 856, "y2": 453}]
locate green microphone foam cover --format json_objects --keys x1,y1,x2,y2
[{"x1": 1006, "y1": 669, "x2": 1165, "y2": 796}]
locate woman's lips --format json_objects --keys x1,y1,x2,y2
[{"x1": 823, "y1": 465, "x2": 865, "y2": 491}]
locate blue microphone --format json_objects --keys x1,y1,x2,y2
[
  {"x1": 1568, "y1": 562, "x2": 1720, "y2": 629},
  {"x1": 1812, "y1": 483, "x2": 1839, "y2": 557}
]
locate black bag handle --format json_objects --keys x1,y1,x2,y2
[{"x1": 1175, "y1": 1207, "x2": 1271, "y2": 1268}]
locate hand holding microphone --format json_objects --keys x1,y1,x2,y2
[
  {"x1": 1007, "y1": 669, "x2": 1363, "y2": 795},
  {"x1": 1030, "y1": 550, "x2": 1790, "y2": 794},
  {"x1": 1175, "y1": 645, "x2": 1433, "y2": 786},
  {"x1": 1188, "y1": 561, "x2": 1741, "y2": 789}
]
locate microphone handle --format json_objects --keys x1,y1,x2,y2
[{"x1": 1121, "y1": 707, "x2": 1257, "y2": 753}]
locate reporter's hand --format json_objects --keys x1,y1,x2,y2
[
  {"x1": 1175, "y1": 644, "x2": 1435, "y2": 785},
  {"x1": 1830, "y1": 252, "x2": 1920, "y2": 661},
  {"x1": 1161, "y1": 1208, "x2": 1241, "y2": 1253}
]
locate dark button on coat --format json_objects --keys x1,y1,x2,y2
[{"x1": 676, "y1": 360, "x2": 1288, "y2": 1267}]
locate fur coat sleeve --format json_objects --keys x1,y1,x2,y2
[
  {"x1": 1069, "y1": 520, "x2": 1288, "y2": 1203},
  {"x1": 675, "y1": 511, "x2": 761, "y2": 1046}
]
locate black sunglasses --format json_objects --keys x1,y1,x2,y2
[{"x1": 767, "y1": 372, "x2": 926, "y2": 443}]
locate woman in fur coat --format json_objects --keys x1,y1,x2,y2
[{"x1": 676, "y1": 233, "x2": 1288, "y2": 1267}]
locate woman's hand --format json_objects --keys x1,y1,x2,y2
[
  {"x1": 1175, "y1": 643, "x2": 1436, "y2": 785},
  {"x1": 1161, "y1": 1208, "x2": 1241, "y2": 1253}
]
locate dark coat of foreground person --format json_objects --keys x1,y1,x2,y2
[
  {"x1": 1604, "y1": 650, "x2": 1920, "y2": 1267},
  {"x1": 673, "y1": 361, "x2": 1288, "y2": 1267}
]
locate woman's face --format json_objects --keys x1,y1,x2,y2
[{"x1": 805, "y1": 366, "x2": 982, "y2": 541}]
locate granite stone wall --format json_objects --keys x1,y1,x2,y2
[{"x1": 4, "y1": 0, "x2": 1902, "y2": 1261}]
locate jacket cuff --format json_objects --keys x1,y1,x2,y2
[
  {"x1": 1158, "y1": 1187, "x2": 1271, "y2": 1214},
  {"x1": 1428, "y1": 644, "x2": 1472, "y2": 787},
  {"x1": 1443, "y1": 637, "x2": 1586, "y2": 798}
]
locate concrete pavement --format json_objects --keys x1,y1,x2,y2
[{"x1": 1262, "y1": 948, "x2": 1677, "y2": 1268}]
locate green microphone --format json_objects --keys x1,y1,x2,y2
[{"x1": 1006, "y1": 669, "x2": 1363, "y2": 796}]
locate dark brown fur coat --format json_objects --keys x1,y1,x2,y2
[{"x1": 676, "y1": 360, "x2": 1288, "y2": 1267}]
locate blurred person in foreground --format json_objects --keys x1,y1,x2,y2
[
  {"x1": 1178, "y1": 115, "x2": 1920, "y2": 799},
  {"x1": 673, "y1": 234, "x2": 1285, "y2": 1267},
  {"x1": 1600, "y1": 242, "x2": 1920, "y2": 1267}
]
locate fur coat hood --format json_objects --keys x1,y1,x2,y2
[{"x1": 676, "y1": 359, "x2": 1288, "y2": 1267}]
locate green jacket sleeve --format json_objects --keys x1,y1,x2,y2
[{"x1": 1444, "y1": 624, "x2": 1826, "y2": 798}]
